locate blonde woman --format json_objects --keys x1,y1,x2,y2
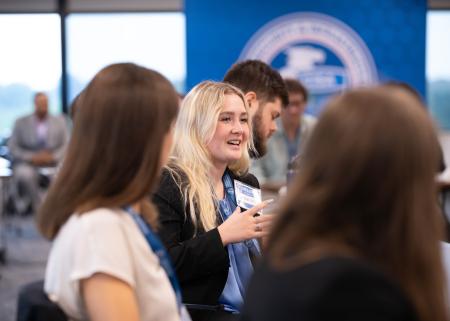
[{"x1": 154, "y1": 81, "x2": 273, "y2": 321}]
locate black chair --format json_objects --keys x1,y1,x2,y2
[
  {"x1": 17, "y1": 280, "x2": 67, "y2": 321},
  {"x1": 442, "y1": 186, "x2": 450, "y2": 242}
]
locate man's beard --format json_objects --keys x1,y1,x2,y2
[{"x1": 250, "y1": 112, "x2": 267, "y2": 158}]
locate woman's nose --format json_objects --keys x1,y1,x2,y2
[{"x1": 231, "y1": 122, "x2": 243, "y2": 134}]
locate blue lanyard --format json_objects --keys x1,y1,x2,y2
[
  {"x1": 124, "y1": 206, "x2": 183, "y2": 313},
  {"x1": 221, "y1": 173, "x2": 238, "y2": 216},
  {"x1": 218, "y1": 174, "x2": 235, "y2": 222},
  {"x1": 219, "y1": 173, "x2": 261, "y2": 255}
]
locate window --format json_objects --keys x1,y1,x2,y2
[
  {"x1": 0, "y1": 14, "x2": 61, "y2": 140},
  {"x1": 66, "y1": 12, "x2": 186, "y2": 103},
  {"x1": 427, "y1": 11, "x2": 450, "y2": 131}
]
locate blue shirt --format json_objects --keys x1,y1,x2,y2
[{"x1": 217, "y1": 173, "x2": 261, "y2": 313}]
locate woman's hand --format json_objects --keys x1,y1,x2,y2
[{"x1": 217, "y1": 200, "x2": 274, "y2": 246}]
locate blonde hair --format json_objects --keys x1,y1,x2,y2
[{"x1": 168, "y1": 81, "x2": 253, "y2": 231}]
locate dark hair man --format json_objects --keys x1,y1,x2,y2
[{"x1": 223, "y1": 60, "x2": 288, "y2": 158}]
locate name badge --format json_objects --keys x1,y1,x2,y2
[{"x1": 234, "y1": 180, "x2": 262, "y2": 211}]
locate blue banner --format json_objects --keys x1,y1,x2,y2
[{"x1": 186, "y1": 0, "x2": 426, "y2": 114}]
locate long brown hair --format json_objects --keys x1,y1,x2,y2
[
  {"x1": 268, "y1": 87, "x2": 447, "y2": 321},
  {"x1": 38, "y1": 63, "x2": 179, "y2": 240}
]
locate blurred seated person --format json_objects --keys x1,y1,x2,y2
[
  {"x1": 8, "y1": 92, "x2": 69, "y2": 215},
  {"x1": 251, "y1": 78, "x2": 316, "y2": 192},
  {"x1": 241, "y1": 87, "x2": 447, "y2": 321}
]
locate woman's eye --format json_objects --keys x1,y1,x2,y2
[
  {"x1": 240, "y1": 118, "x2": 248, "y2": 123},
  {"x1": 220, "y1": 117, "x2": 231, "y2": 122}
]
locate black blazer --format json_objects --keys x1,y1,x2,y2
[
  {"x1": 153, "y1": 168, "x2": 260, "y2": 316},
  {"x1": 241, "y1": 257, "x2": 418, "y2": 321}
]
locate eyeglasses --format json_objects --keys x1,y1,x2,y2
[{"x1": 286, "y1": 100, "x2": 306, "y2": 109}]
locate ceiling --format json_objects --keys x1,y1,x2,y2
[{"x1": 0, "y1": 0, "x2": 449, "y2": 13}]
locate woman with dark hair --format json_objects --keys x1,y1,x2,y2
[
  {"x1": 38, "y1": 63, "x2": 188, "y2": 321},
  {"x1": 241, "y1": 87, "x2": 448, "y2": 321}
]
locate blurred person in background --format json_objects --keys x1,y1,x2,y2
[
  {"x1": 241, "y1": 87, "x2": 447, "y2": 321},
  {"x1": 38, "y1": 63, "x2": 189, "y2": 321},
  {"x1": 251, "y1": 78, "x2": 316, "y2": 192},
  {"x1": 154, "y1": 81, "x2": 273, "y2": 321},
  {"x1": 8, "y1": 92, "x2": 69, "y2": 215}
]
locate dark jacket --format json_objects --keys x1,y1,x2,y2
[
  {"x1": 241, "y1": 257, "x2": 418, "y2": 321},
  {"x1": 153, "y1": 168, "x2": 259, "y2": 320}
]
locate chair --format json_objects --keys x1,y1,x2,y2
[
  {"x1": 16, "y1": 280, "x2": 67, "y2": 321},
  {"x1": 443, "y1": 187, "x2": 450, "y2": 242}
]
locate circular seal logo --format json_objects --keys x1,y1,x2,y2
[{"x1": 240, "y1": 12, "x2": 378, "y2": 96}]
